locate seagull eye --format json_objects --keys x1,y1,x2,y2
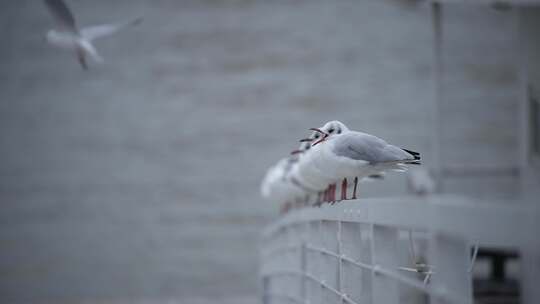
[{"x1": 314, "y1": 134, "x2": 320, "y2": 139}]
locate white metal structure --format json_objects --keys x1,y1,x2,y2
[
  {"x1": 260, "y1": 196, "x2": 539, "y2": 304},
  {"x1": 260, "y1": 3, "x2": 540, "y2": 303}
]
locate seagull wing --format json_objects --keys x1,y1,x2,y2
[
  {"x1": 44, "y1": 0, "x2": 77, "y2": 32},
  {"x1": 332, "y1": 132, "x2": 415, "y2": 164},
  {"x1": 80, "y1": 17, "x2": 142, "y2": 41}
]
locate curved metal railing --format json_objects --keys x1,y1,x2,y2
[{"x1": 260, "y1": 195, "x2": 539, "y2": 304}]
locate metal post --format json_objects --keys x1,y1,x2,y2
[
  {"x1": 428, "y1": 233, "x2": 472, "y2": 304},
  {"x1": 337, "y1": 221, "x2": 343, "y2": 303},
  {"x1": 300, "y1": 241, "x2": 307, "y2": 302},
  {"x1": 371, "y1": 224, "x2": 400, "y2": 304},
  {"x1": 307, "y1": 220, "x2": 321, "y2": 304},
  {"x1": 431, "y1": 1, "x2": 444, "y2": 192},
  {"x1": 522, "y1": 205, "x2": 540, "y2": 304},
  {"x1": 303, "y1": 221, "x2": 311, "y2": 303},
  {"x1": 361, "y1": 224, "x2": 373, "y2": 304},
  {"x1": 521, "y1": 249, "x2": 540, "y2": 304},
  {"x1": 320, "y1": 220, "x2": 339, "y2": 303},
  {"x1": 341, "y1": 222, "x2": 365, "y2": 304}
]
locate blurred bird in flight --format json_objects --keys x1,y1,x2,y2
[
  {"x1": 43, "y1": 0, "x2": 142, "y2": 70},
  {"x1": 406, "y1": 167, "x2": 436, "y2": 196}
]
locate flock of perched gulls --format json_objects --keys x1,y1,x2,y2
[{"x1": 261, "y1": 120, "x2": 423, "y2": 213}]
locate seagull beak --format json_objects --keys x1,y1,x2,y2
[
  {"x1": 312, "y1": 134, "x2": 328, "y2": 146},
  {"x1": 299, "y1": 138, "x2": 313, "y2": 142},
  {"x1": 309, "y1": 128, "x2": 327, "y2": 135},
  {"x1": 311, "y1": 136, "x2": 327, "y2": 147},
  {"x1": 308, "y1": 128, "x2": 329, "y2": 146}
]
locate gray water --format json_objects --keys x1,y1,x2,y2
[{"x1": 0, "y1": 1, "x2": 520, "y2": 303}]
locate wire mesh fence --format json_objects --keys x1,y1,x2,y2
[{"x1": 260, "y1": 196, "x2": 539, "y2": 304}]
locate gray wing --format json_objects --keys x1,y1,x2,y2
[
  {"x1": 332, "y1": 132, "x2": 414, "y2": 163},
  {"x1": 81, "y1": 17, "x2": 143, "y2": 41},
  {"x1": 44, "y1": 0, "x2": 77, "y2": 31}
]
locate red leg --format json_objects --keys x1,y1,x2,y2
[
  {"x1": 329, "y1": 183, "x2": 336, "y2": 204},
  {"x1": 327, "y1": 185, "x2": 332, "y2": 203},
  {"x1": 341, "y1": 178, "x2": 348, "y2": 201},
  {"x1": 326, "y1": 185, "x2": 331, "y2": 204},
  {"x1": 324, "y1": 187, "x2": 329, "y2": 203},
  {"x1": 352, "y1": 177, "x2": 358, "y2": 199}
]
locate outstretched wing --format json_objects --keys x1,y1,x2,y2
[
  {"x1": 332, "y1": 132, "x2": 415, "y2": 164},
  {"x1": 44, "y1": 0, "x2": 77, "y2": 31},
  {"x1": 80, "y1": 17, "x2": 143, "y2": 41}
]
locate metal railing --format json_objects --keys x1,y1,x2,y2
[{"x1": 260, "y1": 195, "x2": 539, "y2": 304}]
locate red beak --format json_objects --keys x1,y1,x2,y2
[
  {"x1": 309, "y1": 128, "x2": 329, "y2": 146},
  {"x1": 312, "y1": 135, "x2": 327, "y2": 146},
  {"x1": 309, "y1": 128, "x2": 327, "y2": 135}
]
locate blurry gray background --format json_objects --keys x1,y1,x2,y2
[{"x1": 0, "y1": 0, "x2": 521, "y2": 303}]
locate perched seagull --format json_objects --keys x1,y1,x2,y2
[
  {"x1": 406, "y1": 167, "x2": 435, "y2": 196},
  {"x1": 261, "y1": 140, "x2": 314, "y2": 212},
  {"x1": 314, "y1": 121, "x2": 385, "y2": 203},
  {"x1": 261, "y1": 158, "x2": 305, "y2": 209},
  {"x1": 305, "y1": 120, "x2": 420, "y2": 201},
  {"x1": 260, "y1": 120, "x2": 420, "y2": 211},
  {"x1": 289, "y1": 122, "x2": 384, "y2": 205},
  {"x1": 287, "y1": 131, "x2": 328, "y2": 200},
  {"x1": 43, "y1": 0, "x2": 142, "y2": 69}
]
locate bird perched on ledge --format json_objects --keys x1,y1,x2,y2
[
  {"x1": 261, "y1": 120, "x2": 421, "y2": 211},
  {"x1": 293, "y1": 120, "x2": 420, "y2": 203}
]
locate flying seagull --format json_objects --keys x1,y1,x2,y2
[{"x1": 43, "y1": 0, "x2": 142, "y2": 69}]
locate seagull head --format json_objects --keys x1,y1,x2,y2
[
  {"x1": 310, "y1": 120, "x2": 349, "y2": 146},
  {"x1": 309, "y1": 128, "x2": 328, "y2": 146},
  {"x1": 291, "y1": 132, "x2": 316, "y2": 156},
  {"x1": 322, "y1": 120, "x2": 349, "y2": 135}
]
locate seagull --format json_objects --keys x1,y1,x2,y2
[
  {"x1": 43, "y1": 0, "x2": 142, "y2": 69},
  {"x1": 261, "y1": 157, "x2": 306, "y2": 211},
  {"x1": 406, "y1": 167, "x2": 435, "y2": 196},
  {"x1": 304, "y1": 120, "x2": 420, "y2": 201},
  {"x1": 260, "y1": 120, "x2": 420, "y2": 210},
  {"x1": 261, "y1": 140, "x2": 314, "y2": 212},
  {"x1": 288, "y1": 131, "x2": 327, "y2": 191},
  {"x1": 288, "y1": 122, "x2": 384, "y2": 205}
]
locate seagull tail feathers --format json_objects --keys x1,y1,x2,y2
[{"x1": 402, "y1": 148, "x2": 421, "y2": 160}]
